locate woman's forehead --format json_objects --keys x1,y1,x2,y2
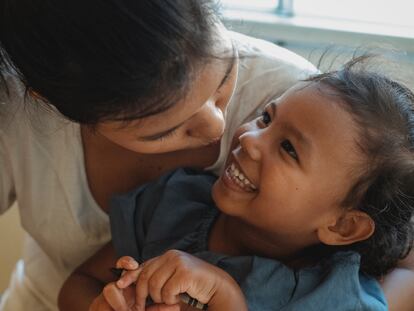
[{"x1": 100, "y1": 56, "x2": 234, "y2": 135}]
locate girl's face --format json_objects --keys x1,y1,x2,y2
[
  {"x1": 94, "y1": 35, "x2": 237, "y2": 154},
  {"x1": 212, "y1": 83, "x2": 364, "y2": 248}
]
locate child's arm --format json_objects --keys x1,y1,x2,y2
[
  {"x1": 58, "y1": 242, "x2": 133, "y2": 311},
  {"x1": 381, "y1": 249, "x2": 414, "y2": 311},
  {"x1": 116, "y1": 250, "x2": 248, "y2": 311}
]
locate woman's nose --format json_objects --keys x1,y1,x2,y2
[
  {"x1": 187, "y1": 102, "x2": 225, "y2": 141},
  {"x1": 238, "y1": 129, "x2": 263, "y2": 161}
]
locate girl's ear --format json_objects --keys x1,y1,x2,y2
[{"x1": 316, "y1": 211, "x2": 375, "y2": 246}]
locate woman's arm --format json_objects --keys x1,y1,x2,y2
[
  {"x1": 58, "y1": 242, "x2": 120, "y2": 311},
  {"x1": 381, "y1": 249, "x2": 414, "y2": 311}
]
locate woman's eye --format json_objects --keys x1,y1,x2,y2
[
  {"x1": 260, "y1": 111, "x2": 271, "y2": 126},
  {"x1": 281, "y1": 139, "x2": 299, "y2": 161},
  {"x1": 154, "y1": 129, "x2": 177, "y2": 141}
]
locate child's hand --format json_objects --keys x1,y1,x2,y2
[
  {"x1": 89, "y1": 256, "x2": 138, "y2": 311},
  {"x1": 88, "y1": 282, "x2": 135, "y2": 311},
  {"x1": 116, "y1": 250, "x2": 247, "y2": 311}
]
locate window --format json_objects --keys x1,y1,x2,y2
[
  {"x1": 295, "y1": 0, "x2": 414, "y2": 28},
  {"x1": 221, "y1": 0, "x2": 414, "y2": 87},
  {"x1": 222, "y1": 0, "x2": 414, "y2": 31},
  {"x1": 221, "y1": 0, "x2": 414, "y2": 51}
]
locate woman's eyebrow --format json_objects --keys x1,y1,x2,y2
[
  {"x1": 138, "y1": 47, "x2": 237, "y2": 141},
  {"x1": 217, "y1": 46, "x2": 236, "y2": 90}
]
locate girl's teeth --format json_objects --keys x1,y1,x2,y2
[{"x1": 227, "y1": 162, "x2": 257, "y2": 191}]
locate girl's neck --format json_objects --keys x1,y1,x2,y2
[
  {"x1": 208, "y1": 214, "x2": 326, "y2": 269},
  {"x1": 209, "y1": 215, "x2": 298, "y2": 259}
]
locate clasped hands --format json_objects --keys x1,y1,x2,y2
[{"x1": 89, "y1": 250, "x2": 247, "y2": 311}]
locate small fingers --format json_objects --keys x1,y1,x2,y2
[
  {"x1": 116, "y1": 256, "x2": 139, "y2": 271},
  {"x1": 147, "y1": 266, "x2": 178, "y2": 305},
  {"x1": 146, "y1": 303, "x2": 180, "y2": 311},
  {"x1": 89, "y1": 294, "x2": 115, "y2": 311},
  {"x1": 160, "y1": 274, "x2": 185, "y2": 306},
  {"x1": 102, "y1": 283, "x2": 128, "y2": 311},
  {"x1": 134, "y1": 258, "x2": 163, "y2": 311},
  {"x1": 134, "y1": 266, "x2": 151, "y2": 311},
  {"x1": 116, "y1": 269, "x2": 142, "y2": 289}
]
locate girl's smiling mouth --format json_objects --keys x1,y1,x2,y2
[{"x1": 223, "y1": 162, "x2": 257, "y2": 193}]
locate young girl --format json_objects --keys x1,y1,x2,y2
[{"x1": 59, "y1": 57, "x2": 414, "y2": 311}]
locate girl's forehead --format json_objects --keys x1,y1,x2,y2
[
  {"x1": 272, "y1": 82, "x2": 361, "y2": 159},
  {"x1": 269, "y1": 81, "x2": 314, "y2": 105},
  {"x1": 276, "y1": 81, "x2": 346, "y2": 111}
]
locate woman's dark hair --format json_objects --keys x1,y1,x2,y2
[
  {"x1": 307, "y1": 55, "x2": 414, "y2": 277},
  {"x1": 0, "y1": 0, "x2": 220, "y2": 123}
]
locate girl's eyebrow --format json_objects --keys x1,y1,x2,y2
[
  {"x1": 270, "y1": 102, "x2": 312, "y2": 151},
  {"x1": 270, "y1": 101, "x2": 277, "y2": 116}
]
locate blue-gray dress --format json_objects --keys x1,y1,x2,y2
[{"x1": 110, "y1": 168, "x2": 387, "y2": 311}]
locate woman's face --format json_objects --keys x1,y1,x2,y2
[
  {"x1": 212, "y1": 83, "x2": 363, "y2": 248},
  {"x1": 95, "y1": 39, "x2": 238, "y2": 154}
]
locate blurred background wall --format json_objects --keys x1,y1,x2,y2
[{"x1": 0, "y1": 205, "x2": 24, "y2": 292}]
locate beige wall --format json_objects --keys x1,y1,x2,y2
[{"x1": 0, "y1": 205, "x2": 24, "y2": 293}]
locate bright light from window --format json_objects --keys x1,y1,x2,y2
[
  {"x1": 221, "y1": 0, "x2": 275, "y2": 11},
  {"x1": 295, "y1": 0, "x2": 414, "y2": 28},
  {"x1": 221, "y1": 0, "x2": 414, "y2": 28}
]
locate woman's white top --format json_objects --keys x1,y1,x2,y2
[{"x1": 0, "y1": 31, "x2": 315, "y2": 311}]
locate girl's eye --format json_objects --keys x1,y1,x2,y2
[
  {"x1": 260, "y1": 110, "x2": 271, "y2": 126},
  {"x1": 281, "y1": 139, "x2": 299, "y2": 161}
]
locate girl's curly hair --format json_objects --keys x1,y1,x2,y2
[{"x1": 307, "y1": 55, "x2": 414, "y2": 277}]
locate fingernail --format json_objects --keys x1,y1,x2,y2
[{"x1": 129, "y1": 261, "x2": 138, "y2": 269}]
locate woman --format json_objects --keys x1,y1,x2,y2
[{"x1": 0, "y1": 1, "x2": 412, "y2": 310}]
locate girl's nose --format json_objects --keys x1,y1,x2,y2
[
  {"x1": 239, "y1": 130, "x2": 262, "y2": 161},
  {"x1": 238, "y1": 129, "x2": 263, "y2": 161},
  {"x1": 187, "y1": 101, "x2": 225, "y2": 141}
]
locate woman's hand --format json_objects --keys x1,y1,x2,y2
[{"x1": 115, "y1": 250, "x2": 248, "y2": 311}]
